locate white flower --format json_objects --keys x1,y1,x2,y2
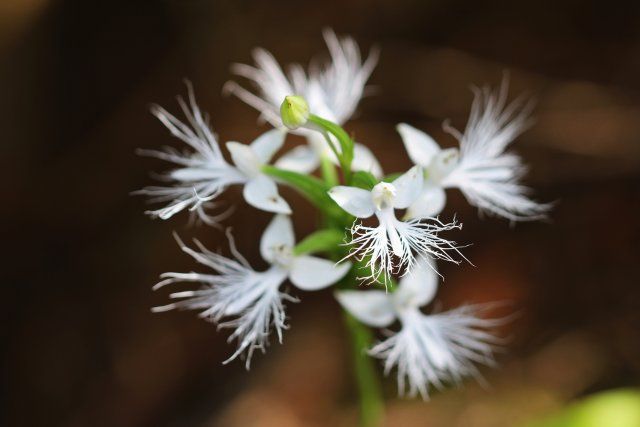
[
  {"x1": 328, "y1": 166, "x2": 462, "y2": 285},
  {"x1": 398, "y1": 78, "x2": 548, "y2": 221},
  {"x1": 136, "y1": 86, "x2": 291, "y2": 223},
  {"x1": 336, "y1": 258, "x2": 500, "y2": 399},
  {"x1": 224, "y1": 132, "x2": 292, "y2": 214},
  {"x1": 225, "y1": 29, "x2": 382, "y2": 176},
  {"x1": 152, "y1": 215, "x2": 351, "y2": 368}
]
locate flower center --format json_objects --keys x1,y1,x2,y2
[
  {"x1": 371, "y1": 182, "x2": 397, "y2": 211},
  {"x1": 429, "y1": 148, "x2": 459, "y2": 182},
  {"x1": 235, "y1": 155, "x2": 261, "y2": 177},
  {"x1": 270, "y1": 244, "x2": 294, "y2": 268},
  {"x1": 226, "y1": 142, "x2": 262, "y2": 178},
  {"x1": 395, "y1": 304, "x2": 422, "y2": 322}
]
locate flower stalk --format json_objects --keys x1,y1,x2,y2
[
  {"x1": 308, "y1": 113, "x2": 355, "y2": 184},
  {"x1": 345, "y1": 312, "x2": 385, "y2": 427},
  {"x1": 309, "y1": 117, "x2": 385, "y2": 426}
]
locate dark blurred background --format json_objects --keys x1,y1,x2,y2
[{"x1": 3, "y1": 1, "x2": 640, "y2": 426}]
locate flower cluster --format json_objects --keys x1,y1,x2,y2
[{"x1": 137, "y1": 30, "x2": 547, "y2": 398}]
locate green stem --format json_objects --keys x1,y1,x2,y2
[
  {"x1": 309, "y1": 130, "x2": 384, "y2": 426},
  {"x1": 344, "y1": 312, "x2": 385, "y2": 427},
  {"x1": 308, "y1": 114, "x2": 355, "y2": 184},
  {"x1": 320, "y1": 154, "x2": 339, "y2": 188}
]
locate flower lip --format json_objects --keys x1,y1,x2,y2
[{"x1": 136, "y1": 86, "x2": 246, "y2": 225}]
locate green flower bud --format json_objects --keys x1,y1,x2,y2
[{"x1": 280, "y1": 95, "x2": 309, "y2": 130}]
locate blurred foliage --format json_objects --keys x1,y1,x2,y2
[{"x1": 526, "y1": 389, "x2": 640, "y2": 427}]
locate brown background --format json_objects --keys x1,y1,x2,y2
[{"x1": 3, "y1": 1, "x2": 640, "y2": 426}]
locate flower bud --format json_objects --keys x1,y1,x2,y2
[{"x1": 280, "y1": 95, "x2": 309, "y2": 130}]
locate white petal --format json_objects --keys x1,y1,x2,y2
[
  {"x1": 316, "y1": 29, "x2": 379, "y2": 124},
  {"x1": 170, "y1": 167, "x2": 226, "y2": 182},
  {"x1": 392, "y1": 165, "x2": 424, "y2": 209},
  {"x1": 243, "y1": 175, "x2": 292, "y2": 214},
  {"x1": 335, "y1": 290, "x2": 396, "y2": 327},
  {"x1": 260, "y1": 214, "x2": 295, "y2": 263},
  {"x1": 397, "y1": 123, "x2": 441, "y2": 167},
  {"x1": 328, "y1": 186, "x2": 375, "y2": 218},
  {"x1": 227, "y1": 48, "x2": 294, "y2": 126},
  {"x1": 405, "y1": 185, "x2": 447, "y2": 219},
  {"x1": 305, "y1": 79, "x2": 338, "y2": 121},
  {"x1": 352, "y1": 143, "x2": 383, "y2": 177},
  {"x1": 274, "y1": 144, "x2": 320, "y2": 173},
  {"x1": 226, "y1": 141, "x2": 261, "y2": 177},
  {"x1": 395, "y1": 257, "x2": 439, "y2": 309},
  {"x1": 250, "y1": 129, "x2": 286, "y2": 164},
  {"x1": 289, "y1": 256, "x2": 351, "y2": 291}
]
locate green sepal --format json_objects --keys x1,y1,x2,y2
[{"x1": 293, "y1": 229, "x2": 345, "y2": 256}]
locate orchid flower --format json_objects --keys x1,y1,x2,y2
[
  {"x1": 225, "y1": 29, "x2": 382, "y2": 176},
  {"x1": 136, "y1": 87, "x2": 291, "y2": 224},
  {"x1": 152, "y1": 215, "x2": 351, "y2": 368},
  {"x1": 328, "y1": 166, "x2": 463, "y2": 285},
  {"x1": 138, "y1": 31, "x2": 550, "y2": 417},
  {"x1": 398, "y1": 78, "x2": 548, "y2": 221},
  {"x1": 336, "y1": 257, "x2": 500, "y2": 399}
]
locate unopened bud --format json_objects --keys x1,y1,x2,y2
[{"x1": 280, "y1": 95, "x2": 309, "y2": 130}]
